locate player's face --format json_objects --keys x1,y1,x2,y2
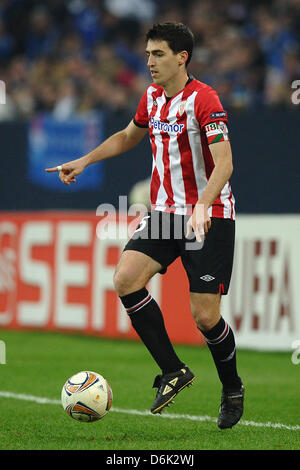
[{"x1": 146, "y1": 40, "x2": 183, "y2": 87}]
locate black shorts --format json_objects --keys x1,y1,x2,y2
[{"x1": 124, "y1": 211, "x2": 235, "y2": 295}]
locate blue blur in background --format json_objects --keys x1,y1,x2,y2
[{"x1": 28, "y1": 112, "x2": 104, "y2": 192}]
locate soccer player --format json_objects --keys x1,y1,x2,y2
[{"x1": 46, "y1": 22, "x2": 244, "y2": 429}]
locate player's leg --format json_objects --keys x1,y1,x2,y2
[
  {"x1": 189, "y1": 292, "x2": 244, "y2": 429},
  {"x1": 114, "y1": 249, "x2": 184, "y2": 376},
  {"x1": 181, "y1": 217, "x2": 244, "y2": 428},
  {"x1": 189, "y1": 292, "x2": 241, "y2": 391},
  {"x1": 113, "y1": 249, "x2": 161, "y2": 296},
  {"x1": 114, "y1": 212, "x2": 194, "y2": 414}
]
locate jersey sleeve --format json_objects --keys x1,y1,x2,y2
[
  {"x1": 134, "y1": 90, "x2": 149, "y2": 128},
  {"x1": 195, "y1": 87, "x2": 230, "y2": 144}
]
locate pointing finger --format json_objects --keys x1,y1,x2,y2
[{"x1": 45, "y1": 165, "x2": 63, "y2": 173}]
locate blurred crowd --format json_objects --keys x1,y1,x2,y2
[{"x1": 0, "y1": 0, "x2": 299, "y2": 121}]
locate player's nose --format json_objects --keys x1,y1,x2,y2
[{"x1": 147, "y1": 54, "x2": 155, "y2": 67}]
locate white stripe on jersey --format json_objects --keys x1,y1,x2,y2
[
  {"x1": 186, "y1": 92, "x2": 208, "y2": 203},
  {"x1": 146, "y1": 85, "x2": 157, "y2": 115},
  {"x1": 221, "y1": 182, "x2": 235, "y2": 219},
  {"x1": 207, "y1": 182, "x2": 235, "y2": 219},
  {"x1": 167, "y1": 92, "x2": 187, "y2": 211}
]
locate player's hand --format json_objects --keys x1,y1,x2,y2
[
  {"x1": 45, "y1": 158, "x2": 86, "y2": 185},
  {"x1": 186, "y1": 203, "x2": 211, "y2": 243}
]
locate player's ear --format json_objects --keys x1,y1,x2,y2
[{"x1": 178, "y1": 50, "x2": 188, "y2": 66}]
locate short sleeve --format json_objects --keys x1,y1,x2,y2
[
  {"x1": 134, "y1": 90, "x2": 149, "y2": 128},
  {"x1": 195, "y1": 87, "x2": 228, "y2": 129}
]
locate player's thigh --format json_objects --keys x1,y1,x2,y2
[
  {"x1": 180, "y1": 218, "x2": 235, "y2": 330},
  {"x1": 189, "y1": 292, "x2": 221, "y2": 331},
  {"x1": 114, "y1": 211, "x2": 180, "y2": 296},
  {"x1": 180, "y1": 218, "x2": 235, "y2": 296},
  {"x1": 113, "y1": 249, "x2": 163, "y2": 296}
]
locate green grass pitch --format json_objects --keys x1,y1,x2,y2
[{"x1": 0, "y1": 329, "x2": 299, "y2": 451}]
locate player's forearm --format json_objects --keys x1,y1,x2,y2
[
  {"x1": 82, "y1": 130, "x2": 135, "y2": 167},
  {"x1": 197, "y1": 157, "x2": 233, "y2": 209}
]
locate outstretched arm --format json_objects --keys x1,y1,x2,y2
[{"x1": 45, "y1": 120, "x2": 148, "y2": 185}]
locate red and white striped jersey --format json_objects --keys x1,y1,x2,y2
[{"x1": 134, "y1": 77, "x2": 235, "y2": 219}]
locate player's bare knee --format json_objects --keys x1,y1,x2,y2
[
  {"x1": 191, "y1": 307, "x2": 213, "y2": 331},
  {"x1": 113, "y1": 266, "x2": 147, "y2": 296},
  {"x1": 195, "y1": 314, "x2": 217, "y2": 332},
  {"x1": 190, "y1": 296, "x2": 221, "y2": 331},
  {"x1": 113, "y1": 269, "x2": 132, "y2": 296}
]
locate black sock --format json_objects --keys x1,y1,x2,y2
[
  {"x1": 200, "y1": 317, "x2": 241, "y2": 391},
  {"x1": 120, "y1": 288, "x2": 184, "y2": 375}
]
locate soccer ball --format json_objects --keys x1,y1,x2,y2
[{"x1": 61, "y1": 371, "x2": 113, "y2": 422}]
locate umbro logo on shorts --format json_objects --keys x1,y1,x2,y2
[{"x1": 200, "y1": 275, "x2": 215, "y2": 282}]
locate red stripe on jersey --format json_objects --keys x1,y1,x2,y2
[
  {"x1": 149, "y1": 124, "x2": 161, "y2": 206},
  {"x1": 200, "y1": 129, "x2": 215, "y2": 180},
  {"x1": 150, "y1": 166, "x2": 160, "y2": 204},
  {"x1": 158, "y1": 100, "x2": 174, "y2": 208},
  {"x1": 212, "y1": 199, "x2": 225, "y2": 218},
  {"x1": 161, "y1": 128, "x2": 174, "y2": 207}
]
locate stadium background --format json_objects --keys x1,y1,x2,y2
[
  {"x1": 0, "y1": 0, "x2": 299, "y2": 452},
  {"x1": 0, "y1": 0, "x2": 300, "y2": 350},
  {"x1": 0, "y1": 0, "x2": 299, "y2": 349}
]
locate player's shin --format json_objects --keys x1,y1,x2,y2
[
  {"x1": 200, "y1": 317, "x2": 242, "y2": 391},
  {"x1": 119, "y1": 287, "x2": 184, "y2": 374}
]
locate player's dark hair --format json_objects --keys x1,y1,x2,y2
[{"x1": 146, "y1": 22, "x2": 194, "y2": 66}]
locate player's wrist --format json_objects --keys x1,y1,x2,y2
[
  {"x1": 195, "y1": 200, "x2": 210, "y2": 211},
  {"x1": 82, "y1": 154, "x2": 94, "y2": 167}
]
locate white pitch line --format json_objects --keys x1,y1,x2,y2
[{"x1": 0, "y1": 391, "x2": 299, "y2": 431}]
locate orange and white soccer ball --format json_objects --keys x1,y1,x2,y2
[{"x1": 61, "y1": 371, "x2": 113, "y2": 422}]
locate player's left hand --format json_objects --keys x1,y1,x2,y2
[{"x1": 186, "y1": 203, "x2": 211, "y2": 243}]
